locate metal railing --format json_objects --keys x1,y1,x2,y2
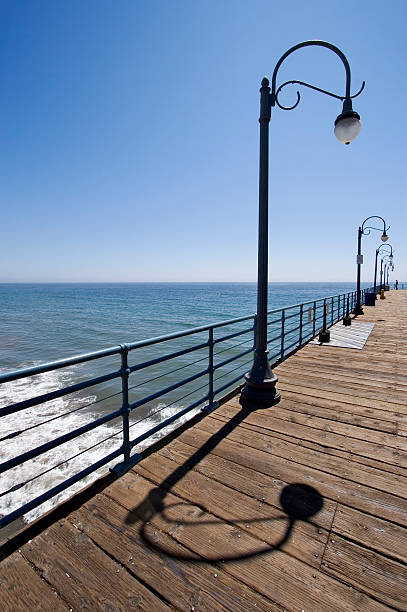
[{"x1": 0, "y1": 287, "x2": 370, "y2": 529}]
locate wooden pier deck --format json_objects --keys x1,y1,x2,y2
[{"x1": 1, "y1": 291, "x2": 406, "y2": 611}]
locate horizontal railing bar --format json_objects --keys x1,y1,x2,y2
[
  {"x1": 0, "y1": 445, "x2": 124, "y2": 529},
  {"x1": 128, "y1": 368, "x2": 209, "y2": 412},
  {"x1": 0, "y1": 407, "x2": 124, "y2": 474},
  {"x1": 0, "y1": 370, "x2": 121, "y2": 419},
  {"x1": 267, "y1": 333, "x2": 283, "y2": 344},
  {"x1": 128, "y1": 341, "x2": 209, "y2": 374},
  {"x1": 0, "y1": 388, "x2": 123, "y2": 443},
  {"x1": 279, "y1": 290, "x2": 360, "y2": 312},
  {"x1": 284, "y1": 311, "x2": 302, "y2": 321},
  {"x1": 284, "y1": 339, "x2": 300, "y2": 352},
  {"x1": 285, "y1": 322, "x2": 302, "y2": 334},
  {"x1": 213, "y1": 337, "x2": 253, "y2": 358},
  {"x1": 213, "y1": 347, "x2": 253, "y2": 371},
  {"x1": 0, "y1": 346, "x2": 122, "y2": 384},
  {"x1": 128, "y1": 352, "x2": 210, "y2": 393},
  {"x1": 126, "y1": 314, "x2": 256, "y2": 351},
  {"x1": 0, "y1": 289, "x2": 366, "y2": 388},
  {"x1": 267, "y1": 317, "x2": 282, "y2": 326},
  {"x1": 214, "y1": 325, "x2": 254, "y2": 344}
]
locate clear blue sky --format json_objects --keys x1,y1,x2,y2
[{"x1": 0, "y1": 0, "x2": 405, "y2": 282}]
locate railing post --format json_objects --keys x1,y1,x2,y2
[
  {"x1": 337, "y1": 295, "x2": 340, "y2": 322},
  {"x1": 343, "y1": 293, "x2": 351, "y2": 326},
  {"x1": 313, "y1": 301, "x2": 316, "y2": 337},
  {"x1": 319, "y1": 298, "x2": 330, "y2": 343},
  {"x1": 280, "y1": 309, "x2": 285, "y2": 359},
  {"x1": 299, "y1": 304, "x2": 303, "y2": 346},
  {"x1": 331, "y1": 296, "x2": 334, "y2": 326},
  {"x1": 208, "y1": 328, "x2": 215, "y2": 410},
  {"x1": 120, "y1": 344, "x2": 131, "y2": 463}
]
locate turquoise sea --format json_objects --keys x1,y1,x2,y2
[
  {"x1": 0, "y1": 282, "x2": 371, "y2": 368},
  {"x1": 1, "y1": 282, "x2": 371, "y2": 524}
]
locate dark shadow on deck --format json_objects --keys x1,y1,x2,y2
[{"x1": 126, "y1": 406, "x2": 324, "y2": 563}]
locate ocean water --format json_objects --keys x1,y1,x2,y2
[{"x1": 0, "y1": 282, "x2": 367, "y2": 526}]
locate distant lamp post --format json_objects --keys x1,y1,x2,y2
[
  {"x1": 383, "y1": 255, "x2": 393, "y2": 289},
  {"x1": 240, "y1": 40, "x2": 365, "y2": 408},
  {"x1": 374, "y1": 244, "x2": 393, "y2": 297},
  {"x1": 354, "y1": 216, "x2": 389, "y2": 316}
]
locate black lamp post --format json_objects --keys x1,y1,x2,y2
[
  {"x1": 382, "y1": 256, "x2": 394, "y2": 289},
  {"x1": 374, "y1": 244, "x2": 393, "y2": 297},
  {"x1": 240, "y1": 40, "x2": 364, "y2": 408},
  {"x1": 354, "y1": 216, "x2": 389, "y2": 316},
  {"x1": 384, "y1": 262, "x2": 389, "y2": 289},
  {"x1": 380, "y1": 258, "x2": 384, "y2": 292}
]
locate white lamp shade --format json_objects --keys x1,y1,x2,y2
[{"x1": 334, "y1": 116, "x2": 362, "y2": 145}]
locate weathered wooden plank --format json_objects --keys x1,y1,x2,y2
[
  {"x1": 278, "y1": 360, "x2": 407, "y2": 384},
  {"x1": 276, "y1": 371, "x2": 407, "y2": 406},
  {"x1": 332, "y1": 505, "x2": 407, "y2": 565},
  {"x1": 74, "y1": 487, "x2": 282, "y2": 611},
  {"x1": 321, "y1": 535, "x2": 407, "y2": 610},
  {"x1": 133, "y1": 445, "x2": 331, "y2": 568},
  {"x1": 399, "y1": 414, "x2": 407, "y2": 438},
  {"x1": 267, "y1": 393, "x2": 397, "y2": 432},
  {"x1": 216, "y1": 402, "x2": 407, "y2": 479},
  {"x1": 278, "y1": 355, "x2": 407, "y2": 384},
  {"x1": 22, "y1": 520, "x2": 171, "y2": 611},
  {"x1": 105, "y1": 472, "x2": 391, "y2": 612},
  {"x1": 210, "y1": 404, "x2": 407, "y2": 477},
  {"x1": 257, "y1": 404, "x2": 405, "y2": 451},
  {"x1": 178, "y1": 420, "x2": 407, "y2": 525},
  {"x1": 0, "y1": 292, "x2": 406, "y2": 610},
  {"x1": 276, "y1": 381, "x2": 404, "y2": 413},
  {"x1": 155, "y1": 436, "x2": 337, "y2": 529},
  {"x1": 0, "y1": 551, "x2": 68, "y2": 610}
]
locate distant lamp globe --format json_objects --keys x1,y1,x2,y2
[
  {"x1": 334, "y1": 111, "x2": 361, "y2": 145},
  {"x1": 381, "y1": 231, "x2": 389, "y2": 242}
]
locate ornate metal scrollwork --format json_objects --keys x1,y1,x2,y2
[{"x1": 274, "y1": 79, "x2": 365, "y2": 111}]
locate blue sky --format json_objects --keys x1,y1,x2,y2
[{"x1": 0, "y1": 0, "x2": 405, "y2": 282}]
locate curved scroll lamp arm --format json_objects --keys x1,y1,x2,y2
[
  {"x1": 361, "y1": 215, "x2": 389, "y2": 241},
  {"x1": 268, "y1": 40, "x2": 365, "y2": 144}
]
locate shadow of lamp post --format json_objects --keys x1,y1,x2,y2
[
  {"x1": 354, "y1": 216, "x2": 389, "y2": 316},
  {"x1": 240, "y1": 40, "x2": 365, "y2": 407},
  {"x1": 374, "y1": 244, "x2": 393, "y2": 297}
]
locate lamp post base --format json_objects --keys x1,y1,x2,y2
[
  {"x1": 240, "y1": 350, "x2": 281, "y2": 408},
  {"x1": 240, "y1": 372, "x2": 281, "y2": 407},
  {"x1": 343, "y1": 315, "x2": 352, "y2": 326},
  {"x1": 318, "y1": 329, "x2": 330, "y2": 343},
  {"x1": 353, "y1": 306, "x2": 364, "y2": 316}
]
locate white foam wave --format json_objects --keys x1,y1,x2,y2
[{"x1": 0, "y1": 367, "x2": 198, "y2": 524}]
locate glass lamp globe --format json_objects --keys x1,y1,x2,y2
[
  {"x1": 334, "y1": 112, "x2": 361, "y2": 145},
  {"x1": 381, "y1": 232, "x2": 388, "y2": 242}
]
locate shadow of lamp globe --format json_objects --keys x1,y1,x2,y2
[{"x1": 240, "y1": 41, "x2": 364, "y2": 409}]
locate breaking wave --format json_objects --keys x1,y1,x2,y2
[{"x1": 0, "y1": 365, "x2": 197, "y2": 524}]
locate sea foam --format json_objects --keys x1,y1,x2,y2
[{"x1": 0, "y1": 366, "x2": 197, "y2": 524}]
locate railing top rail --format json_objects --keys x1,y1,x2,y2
[
  {"x1": 125, "y1": 312, "x2": 255, "y2": 350},
  {"x1": 0, "y1": 312, "x2": 256, "y2": 384},
  {"x1": 0, "y1": 287, "x2": 366, "y2": 386},
  {"x1": 273, "y1": 289, "x2": 354, "y2": 313},
  {"x1": 0, "y1": 345, "x2": 123, "y2": 385}
]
